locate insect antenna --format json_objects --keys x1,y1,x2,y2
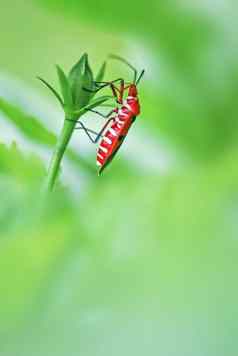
[
  {"x1": 136, "y1": 69, "x2": 145, "y2": 85},
  {"x1": 109, "y1": 54, "x2": 138, "y2": 83}
]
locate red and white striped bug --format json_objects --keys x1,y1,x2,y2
[{"x1": 73, "y1": 55, "x2": 145, "y2": 174}]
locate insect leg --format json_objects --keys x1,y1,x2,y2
[
  {"x1": 86, "y1": 108, "x2": 115, "y2": 118},
  {"x1": 94, "y1": 79, "x2": 125, "y2": 103},
  {"x1": 74, "y1": 122, "x2": 100, "y2": 143},
  {"x1": 75, "y1": 126, "x2": 100, "y2": 137},
  {"x1": 75, "y1": 118, "x2": 115, "y2": 144},
  {"x1": 136, "y1": 70, "x2": 145, "y2": 85},
  {"x1": 92, "y1": 117, "x2": 115, "y2": 143},
  {"x1": 83, "y1": 83, "x2": 109, "y2": 93},
  {"x1": 94, "y1": 78, "x2": 123, "y2": 87},
  {"x1": 83, "y1": 78, "x2": 123, "y2": 94},
  {"x1": 99, "y1": 103, "x2": 115, "y2": 108}
]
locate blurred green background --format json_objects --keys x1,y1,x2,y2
[{"x1": 0, "y1": 0, "x2": 238, "y2": 354}]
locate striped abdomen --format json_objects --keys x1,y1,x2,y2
[{"x1": 96, "y1": 96, "x2": 140, "y2": 173}]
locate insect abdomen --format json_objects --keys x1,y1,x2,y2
[{"x1": 96, "y1": 95, "x2": 140, "y2": 169}]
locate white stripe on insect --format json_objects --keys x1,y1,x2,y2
[
  {"x1": 96, "y1": 161, "x2": 102, "y2": 166},
  {"x1": 124, "y1": 103, "x2": 132, "y2": 111},
  {"x1": 104, "y1": 137, "x2": 112, "y2": 145},
  {"x1": 109, "y1": 128, "x2": 117, "y2": 136},
  {"x1": 97, "y1": 153, "x2": 104, "y2": 159},
  {"x1": 99, "y1": 146, "x2": 108, "y2": 153},
  {"x1": 127, "y1": 96, "x2": 138, "y2": 100},
  {"x1": 116, "y1": 118, "x2": 124, "y2": 124},
  {"x1": 118, "y1": 109, "x2": 127, "y2": 117}
]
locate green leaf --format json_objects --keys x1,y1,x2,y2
[
  {"x1": 56, "y1": 65, "x2": 73, "y2": 109},
  {"x1": 95, "y1": 61, "x2": 106, "y2": 83},
  {"x1": 0, "y1": 97, "x2": 94, "y2": 173},
  {"x1": 37, "y1": 76, "x2": 64, "y2": 108},
  {"x1": 68, "y1": 53, "x2": 94, "y2": 109},
  {"x1": 0, "y1": 142, "x2": 45, "y2": 185},
  {"x1": 0, "y1": 97, "x2": 56, "y2": 146}
]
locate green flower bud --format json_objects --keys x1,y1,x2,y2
[{"x1": 68, "y1": 53, "x2": 94, "y2": 109}]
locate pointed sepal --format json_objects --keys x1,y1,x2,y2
[
  {"x1": 95, "y1": 61, "x2": 106, "y2": 83},
  {"x1": 84, "y1": 95, "x2": 112, "y2": 111},
  {"x1": 37, "y1": 76, "x2": 64, "y2": 108},
  {"x1": 56, "y1": 65, "x2": 73, "y2": 110},
  {"x1": 68, "y1": 53, "x2": 94, "y2": 109}
]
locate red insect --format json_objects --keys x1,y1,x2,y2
[{"x1": 75, "y1": 56, "x2": 144, "y2": 174}]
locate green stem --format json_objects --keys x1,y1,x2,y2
[{"x1": 45, "y1": 115, "x2": 78, "y2": 192}]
